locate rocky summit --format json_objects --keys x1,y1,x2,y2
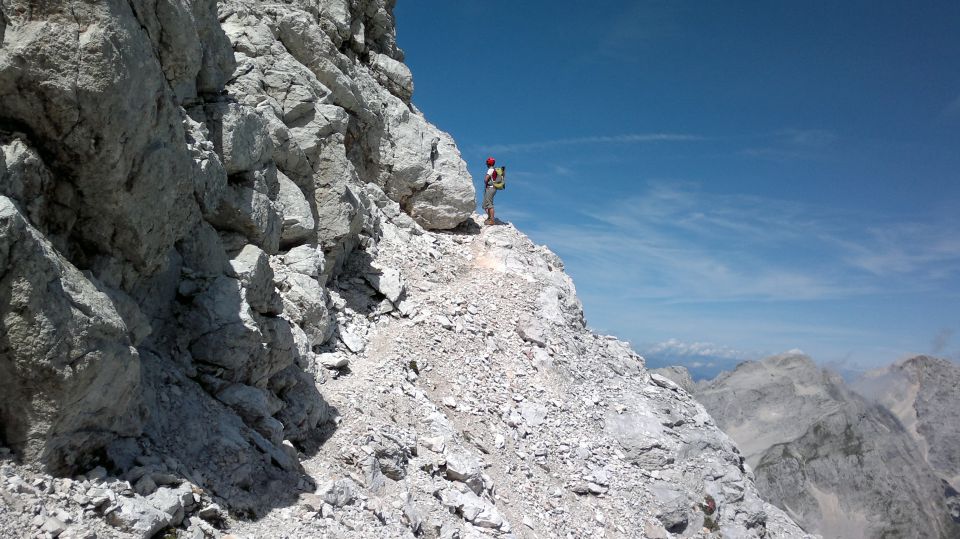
[
  {"x1": 852, "y1": 355, "x2": 960, "y2": 524},
  {"x1": 1, "y1": 1, "x2": 809, "y2": 538},
  {"x1": 679, "y1": 354, "x2": 960, "y2": 539}
]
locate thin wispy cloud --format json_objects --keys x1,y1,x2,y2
[
  {"x1": 526, "y1": 182, "x2": 959, "y2": 305},
  {"x1": 739, "y1": 128, "x2": 839, "y2": 161},
  {"x1": 776, "y1": 128, "x2": 838, "y2": 147},
  {"x1": 645, "y1": 338, "x2": 752, "y2": 360},
  {"x1": 531, "y1": 227, "x2": 854, "y2": 303},
  {"x1": 477, "y1": 133, "x2": 703, "y2": 155},
  {"x1": 833, "y1": 222, "x2": 960, "y2": 279},
  {"x1": 944, "y1": 94, "x2": 960, "y2": 117},
  {"x1": 931, "y1": 328, "x2": 954, "y2": 355},
  {"x1": 584, "y1": 2, "x2": 687, "y2": 65}
]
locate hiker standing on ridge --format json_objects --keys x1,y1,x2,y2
[{"x1": 483, "y1": 157, "x2": 505, "y2": 225}]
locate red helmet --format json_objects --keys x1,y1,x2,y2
[{"x1": 486, "y1": 157, "x2": 495, "y2": 166}]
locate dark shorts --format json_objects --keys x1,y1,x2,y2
[{"x1": 482, "y1": 186, "x2": 497, "y2": 209}]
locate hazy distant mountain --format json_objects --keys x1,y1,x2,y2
[
  {"x1": 678, "y1": 353, "x2": 959, "y2": 538},
  {"x1": 645, "y1": 352, "x2": 867, "y2": 384},
  {"x1": 852, "y1": 355, "x2": 960, "y2": 522},
  {"x1": 644, "y1": 353, "x2": 749, "y2": 381}
]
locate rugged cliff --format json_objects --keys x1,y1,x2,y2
[
  {"x1": 852, "y1": 355, "x2": 960, "y2": 523},
  {"x1": 1, "y1": 2, "x2": 808, "y2": 537},
  {"x1": 686, "y1": 354, "x2": 959, "y2": 538}
]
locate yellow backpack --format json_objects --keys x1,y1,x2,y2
[{"x1": 492, "y1": 166, "x2": 506, "y2": 190}]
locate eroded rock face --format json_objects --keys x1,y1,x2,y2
[
  {"x1": 0, "y1": 0, "x2": 472, "y2": 505},
  {"x1": 695, "y1": 354, "x2": 960, "y2": 538},
  {"x1": 852, "y1": 355, "x2": 960, "y2": 523},
  {"x1": 0, "y1": 196, "x2": 143, "y2": 473}
]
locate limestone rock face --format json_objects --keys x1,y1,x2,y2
[
  {"x1": 651, "y1": 366, "x2": 697, "y2": 393},
  {"x1": 0, "y1": 0, "x2": 471, "y2": 504},
  {"x1": 852, "y1": 356, "x2": 960, "y2": 521},
  {"x1": 695, "y1": 354, "x2": 960, "y2": 538},
  {"x1": 0, "y1": 196, "x2": 143, "y2": 473},
  {"x1": 0, "y1": 0, "x2": 216, "y2": 275}
]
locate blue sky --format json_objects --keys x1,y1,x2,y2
[{"x1": 394, "y1": 1, "x2": 960, "y2": 375}]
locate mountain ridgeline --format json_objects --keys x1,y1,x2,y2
[{"x1": 656, "y1": 354, "x2": 960, "y2": 538}]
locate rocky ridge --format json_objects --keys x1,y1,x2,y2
[
  {"x1": 852, "y1": 355, "x2": 960, "y2": 522},
  {"x1": 1, "y1": 0, "x2": 472, "y2": 509},
  {"x1": 2, "y1": 1, "x2": 809, "y2": 537},
  {"x1": 674, "y1": 354, "x2": 960, "y2": 538},
  {"x1": 1, "y1": 215, "x2": 812, "y2": 538}
]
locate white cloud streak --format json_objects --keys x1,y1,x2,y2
[
  {"x1": 527, "y1": 182, "x2": 960, "y2": 304},
  {"x1": 739, "y1": 129, "x2": 839, "y2": 161},
  {"x1": 644, "y1": 338, "x2": 751, "y2": 360},
  {"x1": 477, "y1": 133, "x2": 702, "y2": 155},
  {"x1": 832, "y1": 222, "x2": 960, "y2": 279},
  {"x1": 944, "y1": 94, "x2": 960, "y2": 117}
]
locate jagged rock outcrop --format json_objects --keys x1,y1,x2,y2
[
  {"x1": 689, "y1": 354, "x2": 959, "y2": 538},
  {"x1": 199, "y1": 218, "x2": 808, "y2": 538},
  {"x1": 1, "y1": 1, "x2": 812, "y2": 537},
  {"x1": 1, "y1": 0, "x2": 473, "y2": 513},
  {"x1": 852, "y1": 355, "x2": 960, "y2": 522},
  {"x1": 651, "y1": 366, "x2": 697, "y2": 393}
]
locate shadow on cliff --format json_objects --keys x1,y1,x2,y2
[
  {"x1": 134, "y1": 282, "x2": 341, "y2": 518},
  {"x1": 446, "y1": 217, "x2": 483, "y2": 236}
]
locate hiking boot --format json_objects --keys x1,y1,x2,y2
[{"x1": 485, "y1": 219, "x2": 495, "y2": 226}]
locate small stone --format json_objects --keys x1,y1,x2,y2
[
  {"x1": 8, "y1": 476, "x2": 37, "y2": 494},
  {"x1": 444, "y1": 452, "x2": 484, "y2": 495},
  {"x1": 41, "y1": 517, "x2": 68, "y2": 537},
  {"x1": 134, "y1": 475, "x2": 157, "y2": 497},
  {"x1": 198, "y1": 504, "x2": 223, "y2": 522},
  {"x1": 435, "y1": 315, "x2": 454, "y2": 330},
  {"x1": 319, "y1": 353, "x2": 349, "y2": 369},
  {"x1": 299, "y1": 493, "x2": 325, "y2": 512},
  {"x1": 587, "y1": 482, "x2": 607, "y2": 495},
  {"x1": 149, "y1": 487, "x2": 186, "y2": 525},
  {"x1": 591, "y1": 468, "x2": 611, "y2": 486},
  {"x1": 125, "y1": 467, "x2": 148, "y2": 483},
  {"x1": 151, "y1": 473, "x2": 180, "y2": 486},
  {"x1": 644, "y1": 520, "x2": 671, "y2": 539},
  {"x1": 339, "y1": 329, "x2": 366, "y2": 353},
  {"x1": 60, "y1": 528, "x2": 97, "y2": 539},
  {"x1": 107, "y1": 497, "x2": 172, "y2": 538},
  {"x1": 86, "y1": 466, "x2": 108, "y2": 481},
  {"x1": 317, "y1": 479, "x2": 357, "y2": 507},
  {"x1": 321, "y1": 503, "x2": 335, "y2": 518},
  {"x1": 87, "y1": 489, "x2": 111, "y2": 508},
  {"x1": 442, "y1": 396, "x2": 457, "y2": 408},
  {"x1": 403, "y1": 502, "x2": 424, "y2": 534},
  {"x1": 421, "y1": 436, "x2": 446, "y2": 453}
]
